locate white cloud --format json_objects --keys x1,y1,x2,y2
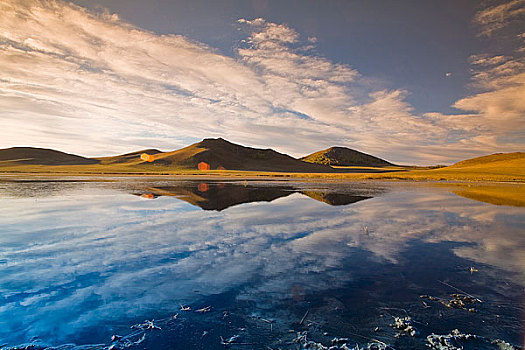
[
  {"x1": 0, "y1": 0, "x2": 523, "y2": 164},
  {"x1": 474, "y1": 0, "x2": 525, "y2": 36}
]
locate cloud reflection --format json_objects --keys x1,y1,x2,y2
[{"x1": 0, "y1": 182, "x2": 523, "y2": 345}]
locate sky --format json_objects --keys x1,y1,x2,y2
[{"x1": 0, "y1": 0, "x2": 524, "y2": 164}]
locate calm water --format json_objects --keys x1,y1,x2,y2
[{"x1": 0, "y1": 179, "x2": 523, "y2": 350}]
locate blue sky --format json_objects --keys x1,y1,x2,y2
[
  {"x1": 74, "y1": 0, "x2": 483, "y2": 114},
  {"x1": 0, "y1": 0, "x2": 523, "y2": 164}
]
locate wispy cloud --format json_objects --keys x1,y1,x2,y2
[
  {"x1": 0, "y1": 0, "x2": 523, "y2": 164},
  {"x1": 474, "y1": 0, "x2": 525, "y2": 36}
]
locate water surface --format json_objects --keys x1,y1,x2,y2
[{"x1": 0, "y1": 179, "x2": 523, "y2": 349}]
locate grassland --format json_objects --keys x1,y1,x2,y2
[
  {"x1": 1, "y1": 151, "x2": 523, "y2": 183},
  {"x1": 0, "y1": 161, "x2": 523, "y2": 182},
  {"x1": 2, "y1": 155, "x2": 524, "y2": 208}
]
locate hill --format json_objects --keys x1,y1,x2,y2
[
  {"x1": 141, "y1": 138, "x2": 331, "y2": 172},
  {"x1": 97, "y1": 149, "x2": 162, "y2": 165},
  {"x1": 0, "y1": 147, "x2": 98, "y2": 166},
  {"x1": 307, "y1": 151, "x2": 524, "y2": 182},
  {"x1": 301, "y1": 147, "x2": 393, "y2": 167},
  {"x1": 0, "y1": 140, "x2": 332, "y2": 173},
  {"x1": 447, "y1": 152, "x2": 524, "y2": 169},
  {"x1": 0, "y1": 144, "x2": 522, "y2": 183}
]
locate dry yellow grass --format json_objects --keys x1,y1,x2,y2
[
  {"x1": 2, "y1": 161, "x2": 524, "y2": 208},
  {"x1": 448, "y1": 183, "x2": 525, "y2": 207},
  {"x1": 306, "y1": 153, "x2": 525, "y2": 182},
  {"x1": 1, "y1": 152, "x2": 523, "y2": 183}
]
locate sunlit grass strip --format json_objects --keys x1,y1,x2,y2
[{"x1": 0, "y1": 160, "x2": 524, "y2": 183}]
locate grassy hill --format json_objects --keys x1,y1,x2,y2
[
  {"x1": 0, "y1": 147, "x2": 98, "y2": 166},
  {"x1": 447, "y1": 152, "x2": 524, "y2": 171},
  {"x1": 301, "y1": 147, "x2": 393, "y2": 167},
  {"x1": 406, "y1": 152, "x2": 525, "y2": 180},
  {"x1": 0, "y1": 144, "x2": 522, "y2": 183},
  {"x1": 97, "y1": 149, "x2": 162, "y2": 165},
  {"x1": 0, "y1": 139, "x2": 332, "y2": 173},
  {"x1": 294, "y1": 152, "x2": 525, "y2": 182},
  {"x1": 141, "y1": 138, "x2": 331, "y2": 172}
]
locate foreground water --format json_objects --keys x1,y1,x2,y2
[{"x1": 0, "y1": 178, "x2": 523, "y2": 350}]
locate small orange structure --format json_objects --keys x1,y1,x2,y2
[
  {"x1": 198, "y1": 161, "x2": 210, "y2": 170},
  {"x1": 140, "y1": 153, "x2": 155, "y2": 162},
  {"x1": 217, "y1": 165, "x2": 226, "y2": 170},
  {"x1": 197, "y1": 183, "x2": 209, "y2": 192}
]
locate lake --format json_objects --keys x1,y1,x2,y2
[{"x1": 0, "y1": 178, "x2": 523, "y2": 350}]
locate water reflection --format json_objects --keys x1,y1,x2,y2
[
  {"x1": 0, "y1": 180, "x2": 523, "y2": 349},
  {"x1": 135, "y1": 182, "x2": 372, "y2": 210},
  {"x1": 138, "y1": 182, "x2": 296, "y2": 210}
]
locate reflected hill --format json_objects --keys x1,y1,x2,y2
[
  {"x1": 142, "y1": 183, "x2": 295, "y2": 211},
  {"x1": 301, "y1": 190, "x2": 372, "y2": 206},
  {"x1": 138, "y1": 183, "x2": 372, "y2": 210},
  {"x1": 447, "y1": 183, "x2": 525, "y2": 207}
]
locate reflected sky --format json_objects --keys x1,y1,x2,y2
[{"x1": 0, "y1": 180, "x2": 523, "y2": 349}]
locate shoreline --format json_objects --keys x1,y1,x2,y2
[
  {"x1": 0, "y1": 171, "x2": 524, "y2": 184},
  {"x1": 1, "y1": 173, "x2": 524, "y2": 208}
]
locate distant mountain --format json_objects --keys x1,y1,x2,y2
[
  {"x1": 0, "y1": 147, "x2": 98, "y2": 165},
  {"x1": 301, "y1": 147, "x2": 393, "y2": 167},
  {"x1": 141, "y1": 138, "x2": 331, "y2": 172}
]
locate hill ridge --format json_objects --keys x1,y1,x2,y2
[
  {"x1": 97, "y1": 149, "x2": 163, "y2": 165},
  {"x1": 301, "y1": 146, "x2": 393, "y2": 167},
  {"x1": 448, "y1": 152, "x2": 524, "y2": 168},
  {"x1": 0, "y1": 146, "x2": 98, "y2": 165},
  {"x1": 148, "y1": 138, "x2": 331, "y2": 172}
]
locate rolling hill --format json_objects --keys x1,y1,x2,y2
[
  {"x1": 337, "y1": 151, "x2": 525, "y2": 182},
  {"x1": 301, "y1": 146, "x2": 393, "y2": 167},
  {"x1": 97, "y1": 149, "x2": 162, "y2": 165},
  {"x1": 138, "y1": 138, "x2": 331, "y2": 172},
  {"x1": 0, "y1": 147, "x2": 99, "y2": 165},
  {"x1": 0, "y1": 142, "x2": 522, "y2": 183},
  {"x1": 0, "y1": 139, "x2": 331, "y2": 172},
  {"x1": 447, "y1": 152, "x2": 524, "y2": 170}
]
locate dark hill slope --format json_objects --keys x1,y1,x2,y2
[
  {"x1": 96, "y1": 149, "x2": 162, "y2": 165},
  {"x1": 0, "y1": 147, "x2": 98, "y2": 165},
  {"x1": 301, "y1": 147, "x2": 393, "y2": 167},
  {"x1": 146, "y1": 138, "x2": 332, "y2": 172}
]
